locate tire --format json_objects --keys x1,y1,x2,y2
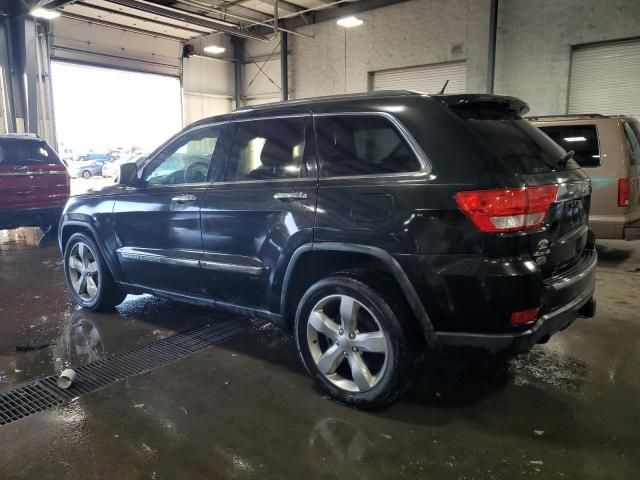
[
  {"x1": 63, "y1": 232, "x2": 127, "y2": 311},
  {"x1": 295, "y1": 273, "x2": 419, "y2": 409},
  {"x1": 82, "y1": 170, "x2": 91, "y2": 179}
]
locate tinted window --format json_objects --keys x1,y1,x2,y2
[
  {"x1": 538, "y1": 125, "x2": 600, "y2": 168},
  {"x1": 225, "y1": 117, "x2": 306, "y2": 181},
  {"x1": 623, "y1": 121, "x2": 640, "y2": 166},
  {"x1": 315, "y1": 115, "x2": 421, "y2": 177},
  {"x1": 144, "y1": 125, "x2": 223, "y2": 185},
  {"x1": 446, "y1": 105, "x2": 578, "y2": 173},
  {"x1": 0, "y1": 141, "x2": 55, "y2": 165}
]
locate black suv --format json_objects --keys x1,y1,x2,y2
[{"x1": 59, "y1": 92, "x2": 597, "y2": 408}]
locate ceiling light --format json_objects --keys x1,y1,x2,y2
[
  {"x1": 563, "y1": 136, "x2": 587, "y2": 142},
  {"x1": 203, "y1": 45, "x2": 226, "y2": 55},
  {"x1": 30, "y1": 8, "x2": 61, "y2": 20},
  {"x1": 337, "y1": 16, "x2": 364, "y2": 28}
]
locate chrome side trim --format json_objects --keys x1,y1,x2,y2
[
  {"x1": 312, "y1": 111, "x2": 432, "y2": 174},
  {"x1": 199, "y1": 260, "x2": 263, "y2": 275},
  {"x1": 116, "y1": 247, "x2": 200, "y2": 268},
  {"x1": 116, "y1": 247, "x2": 264, "y2": 275}
]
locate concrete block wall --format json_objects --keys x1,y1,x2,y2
[
  {"x1": 288, "y1": 0, "x2": 491, "y2": 99},
  {"x1": 495, "y1": 0, "x2": 640, "y2": 115}
]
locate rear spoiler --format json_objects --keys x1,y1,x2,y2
[{"x1": 433, "y1": 94, "x2": 530, "y2": 116}]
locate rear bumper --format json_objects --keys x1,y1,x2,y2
[
  {"x1": 0, "y1": 205, "x2": 65, "y2": 229},
  {"x1": 436, "y1": 287, "x2": 595, "y2": 355}
]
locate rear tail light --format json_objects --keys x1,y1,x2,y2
[
  {"x1": 618, "y1": 178, "x2": 630, "y2": 207},
  {"x1": 455, "y1": 185, "x2": 557, "y2": 233},
  {"x1": 511, "y1": 307, "x2": 540, "y2": 326}
]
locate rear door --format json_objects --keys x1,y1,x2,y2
[
  {"x1": 200, "y1": 114, "x2": 317, "y2": 310},
  {"x1": 622, "y1": 119, "x2": 640, "y2": 217},
  {"x1": 0, "y1": 139, "x2": 69, "y2": 211}
]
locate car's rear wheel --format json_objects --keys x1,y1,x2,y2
[
  {"x1": 64, "y1": 232, "x2": 126, "y2": 311},
  {"x1": 82, "y1": 170, "x2": 91, "y2": 179},
  {"x1": 295, "y1": 274, "x2": 418, "y2": 409}
]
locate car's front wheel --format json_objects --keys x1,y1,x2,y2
[
  {"x1": 63, "y1": 232, "x2": 127, "y2": 311},
  {"x1": 295, "y1": 274, "x2": 419, "y2": 409},
  {"x1": 82, "y1": 170, "x2": 91, "y2": 179}
]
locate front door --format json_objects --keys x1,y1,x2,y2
[
  {"x1": 112, "y1": 123, "x2": 227, "y2": 295},
  {"x1": 200, "y1": 115, "x2": 317, "y2": 311}
]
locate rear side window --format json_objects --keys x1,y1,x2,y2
[
  {"x1": 0, "y1": 141, "x2": 55, "y2": 165},
  {"x1": 538, "y1": 125, "x2": 600, "y2": 168},
  {"x1": 623, "y1": 121, "x2": 640, "y2": 166},
  {"x1": 315, "y1": 115, "x2": 421, "y2": 177},
  {"x1": 225, "y1": 117, "x2": 307, "y2": 181}
]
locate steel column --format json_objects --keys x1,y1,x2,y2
[
  {"x1": 280, "y1": 31, "x2": 288, "y2": 101},
  {"x1": 487, "y1": 0, "x2": 498, "y2": 94}
]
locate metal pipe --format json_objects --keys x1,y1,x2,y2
[
  {"x1": 487, "y1": 0, "x2": 498, "y2": 94},
  {"x1": 245, "y1": 0, "x2": 349, "y2": 27},
  {"x1": 175, "y1": 0, "x2": 314, "y2": 38},
  {"x1": 232, "y1": 37, "x2": 243, "y2": 109}
]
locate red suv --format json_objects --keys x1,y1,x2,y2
[{"x1": 0, "y1": 134, "x2": 69, "y2": 232}]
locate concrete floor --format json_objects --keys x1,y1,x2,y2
[{"x1": 0, "y1": 227, "x2": 639, "y2": 479}]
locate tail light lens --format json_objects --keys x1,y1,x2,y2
[
  {"x1": 511, "y1": 307, "x2": 540, "y2": 326},
  {"x1": 455, "y1": 185, "x2": 557, "y2": 233},
  {"x1": 618, "y1": 178, "x2": 630, "y2": 207}
]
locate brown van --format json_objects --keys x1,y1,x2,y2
[{"x1": 530, "y1": 115, "x2": 640, "y2": 240}]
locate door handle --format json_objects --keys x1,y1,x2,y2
[
  {"x1": 15, "y1": 165, "x2": 28, "y2": 172},
  {"x1": 274, "y1": 192, "x2": 308, "y2": 201},
  {"x1": 171, "y1": 194, "x2": 197, "y2": 202}
]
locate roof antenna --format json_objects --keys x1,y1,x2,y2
[{"x1": 438, "y1": 79, "x2": 450, "y2": 94}]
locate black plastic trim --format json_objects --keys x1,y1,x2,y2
[{"x1": 281, "y1": 242, "x2": 436, "y2": 344}]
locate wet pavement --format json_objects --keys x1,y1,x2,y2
[{"x1": 1, "y1": 227, "x2": 639, "y2": 479}]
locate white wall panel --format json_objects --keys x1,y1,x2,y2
[{"x1": 372, "y1": 61, "x2": 466, "y2": 94}]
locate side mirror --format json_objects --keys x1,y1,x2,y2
[{"x1": 118, "y1": 162, "x2": 139, "y2": 186}]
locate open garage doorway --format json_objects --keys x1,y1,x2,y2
[{"x1": 50, "y1": 62, "x2": 182, "y2": 194}]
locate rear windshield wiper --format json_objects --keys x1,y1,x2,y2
[{"x1": 558, "y1": 150, "x2": 575, "y2": 168}]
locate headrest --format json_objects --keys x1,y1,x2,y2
[{"x1": 261, "y1": 140, "x2": 291, "y2": 167}]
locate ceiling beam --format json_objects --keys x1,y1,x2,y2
[
  {"x1": 255, "y1": 0, "x2": 411, "y2": 32},
  {"x1": 104, "y1": 0, "x2": 269, "y2": 40}
]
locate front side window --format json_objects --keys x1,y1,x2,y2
[
  {"x1": 144, "y1": 125, "x2": 223, "y2": 185},
  {"x1": 225, "y1": 117, "x2": 307, "y2": 181},
  {"x1": 315, "y1": 115, "x2": 422, "y2": 177},
  {"x1": 0, "y1": 141, "x2": 53, "y2": 165},
  {"x1": 538, "y1": 124, "x2": 600, "y2": 168}
]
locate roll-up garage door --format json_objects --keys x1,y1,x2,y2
[
  {"x1": 568, "y1": 40, "x2": 640, "y2": 116},
  {"x1": 51, "y1": 17, "x2": 181, "y2": 77},
  {"x1": 371, "y1": 61, "x2": 466, "y2": 94}
]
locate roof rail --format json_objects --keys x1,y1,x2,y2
[{"x1": 527, "y1": 113, "x2": 607, "y2": 120}]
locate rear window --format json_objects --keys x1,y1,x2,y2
[
  {"x1": 538, "y1": 124, "x2": 600, "y2": 168},
  {"x1": 315, "y1": 115, "x2": 421, "y2": 177},
  {"x1": 0, "y1": 140, "x2": 56, "y2": 165},
  {"x1": 448, "y1": 105, "x2": 579, "y2": 174}
]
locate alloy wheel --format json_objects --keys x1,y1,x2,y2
[
  {"x1": 307, "y1": 294, "x2": 389, "y2": 393},
  {"x1": 68, "y1": 242, "x2": 100, "y2": 301}
]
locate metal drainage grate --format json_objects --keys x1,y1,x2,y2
[{"x1": 0, "y1": 318, "x2": 253, "y2": 427}]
